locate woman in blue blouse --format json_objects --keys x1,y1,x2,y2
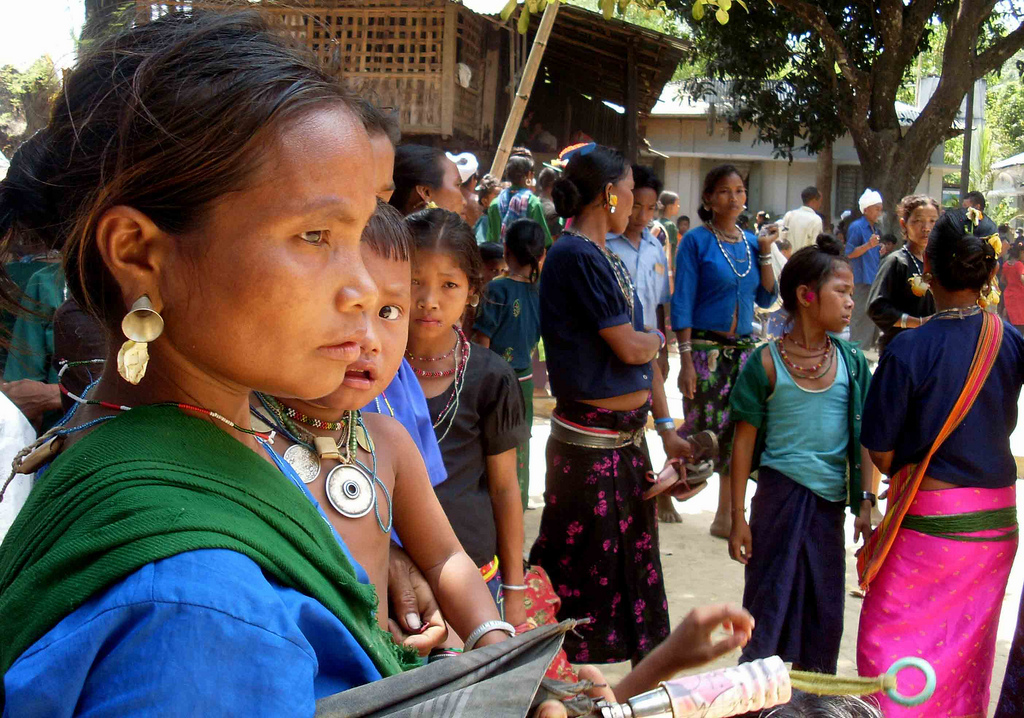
[{"x1": 671, "y1": 165, "x2": 778, "y2": 538}]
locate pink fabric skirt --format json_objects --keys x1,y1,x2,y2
[{"x1": 857, "y1": 485, "x2": 1017, "y2": 717}]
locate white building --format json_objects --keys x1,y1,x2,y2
[{"x1": 643, "y1": 82, "x2": 955, "y2": 226}]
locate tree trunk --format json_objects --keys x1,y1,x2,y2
[
  {"x1": 816, "y1": 140, "x2": 834, "y2": 229},
  {"x1": 858, "y1": 142, "x2": 930, "y2": 234}
]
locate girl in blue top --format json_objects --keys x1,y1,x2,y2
[
  {"x1": 727, "y1": 235, "x2": 873, "y2": 674},
  {"x1": 671, "y1": 164, "x2": 778, "y2": 538},
  {"x1": 473, "y1": 217, "x2": 545, "y2": 510}
]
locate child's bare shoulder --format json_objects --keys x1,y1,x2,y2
[{"x1": 361, "y1": 412, "x2": 430, "y2": 490}]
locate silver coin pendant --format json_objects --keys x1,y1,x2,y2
[
  {"x1": 283, "y1": 444, "x2": 321, "y2": 484},
  {"x1": 326, "y1": 464, "x2": 375, "y2": 518}
]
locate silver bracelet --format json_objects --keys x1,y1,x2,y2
[
  {"x1": 679, "y1": 340, "x2": 692, "y2": 353},
  {"x1": 500, "y1": 583, "x2": 528, "y2": 591},
  {"x1": 463, "y1": 620, "x2": 516, "y2": 650},
  {"x1": 900, "y1": 314, "x2": 908, "y2": 329}
]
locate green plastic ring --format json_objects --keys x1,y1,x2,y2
[{"x1": 885, "y1": 657, "x2": 937, "y2": 707}]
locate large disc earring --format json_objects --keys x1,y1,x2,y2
[{"x1": 117, "y1": 295, "x2": 164, "y2": 384}]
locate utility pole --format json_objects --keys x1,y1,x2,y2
[{"x1": 960, "y1": 81, "x2": 975, "y2": 200}]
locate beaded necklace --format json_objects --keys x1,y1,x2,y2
[
  {"x1": 57, "y1": 360, "x2": 275, "y2": 441},
  {"x1": 562, "y1": 229, "x2": 636, "y2": 318},
  {"x1": 777, "y1": 335, "x2": 835, "y2": 379},
  {"x1": 903, "y1": 245, "x2": 925, "y2": 276},
  {"x1": 279, "y1": 403, "x2": 345, "y2": 431},
  {"x1": 932, "y1": 304, "x2": 982, "y2": 321},
  {"x1": 253, "y1": 394, "x2": 392, "y2": 533},
  {"x1": 406, "y1": 337, "x2": 458, "y2": 362},
  {"x1": 431, "y1": 325, "x2": 471, "y2": 443},
  {"x1": 410, "y1": 324, "x2": 470, "y2": 379},
  {"x1": 705, "y1": 222, "x2": 752, "y2": 279},
  {"x1": 373, "y1": 390, "x2": 395, "y2": 418}
]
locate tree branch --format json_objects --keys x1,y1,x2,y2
[
  {"x1": 976, "y1": 21, "x2": 1024, "y2": 77},
  {"x1": 769, "y1": 0, "x2": 870, "y2": 92}
]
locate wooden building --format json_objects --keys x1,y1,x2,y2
[{"x1": 130, "y1": 1, "x2": 687, "y2": 161}]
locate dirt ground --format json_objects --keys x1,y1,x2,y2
[{"x1": 521, "y1": 355, "x2": 1022, "y2": 716}]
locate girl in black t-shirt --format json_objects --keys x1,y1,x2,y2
[{"x1": 404, "y1": 208, "x2": 529, "y2": 631}]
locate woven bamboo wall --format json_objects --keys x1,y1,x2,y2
[{"x1": 136, "y1": 0, "x2": 488, "y2": 139}]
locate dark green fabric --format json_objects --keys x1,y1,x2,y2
[
  {"x1": 516, "y1": 373, "x2": 534, "y2": 511},
  {"x1": 902, "y1": 507, "x2": 1019, "y2": 542},
  {"x1": 728, "y1": 336, "x2": 872, "y2": 513},
  {"x1": 0, "y1": 405, "x2": 417, "y2": 706}
]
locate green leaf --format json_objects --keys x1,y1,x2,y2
[
  {"x1": 734, "y1": 0, "x2": 748, "y2": 9},
  {"x1": 518, "y1": 5, "x2": 531, "y2": 33},
  {"x1": 718, "y1": 0, "x2": 731, "y2": 10},
  {"x1": 716, "y1": 7, "x2": 730, "y2": 24},
  {"x1": 500, "y1": 0, "x2": 518, "y2": 22},
  {"x1": 692, "y1": 2, "x2": 705, "y2": 21},
  {"x1": 601, "y1": 0, "x2": 616, "y2": 20}
]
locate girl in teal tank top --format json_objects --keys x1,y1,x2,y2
[{"x1": 726, "y1": 234, "x2": 874, "y2": 673}]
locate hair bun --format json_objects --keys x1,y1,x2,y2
[
  {"x1": 551, "y1": 177, "x2": 582, "y2": 218},
  {"x1": 815, "y1": 233, "x2": 844, "y2": 256}
]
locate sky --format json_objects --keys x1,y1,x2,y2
[{"x1": 0, "y1": 0, "x2": 86, "y2": 70}]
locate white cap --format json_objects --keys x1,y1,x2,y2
[
  {"x1": 858, "y1": 188, "x2": 883, "y2": 212},
  {"x1": 445, "y1": 152, "x2": 479, "y2": 185}
]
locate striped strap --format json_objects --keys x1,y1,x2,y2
[{"x1": 857, "y1": 311, "x2": 1004, "y2": 590}]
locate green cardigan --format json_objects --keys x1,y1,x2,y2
[
  {"x1": 728, "y1": 337, "x2": 872, "y2": 513},
  {"x1": 0, "y1": 406, "x2": 417, "y2": 706}
]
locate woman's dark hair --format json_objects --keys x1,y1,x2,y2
[
  {"x1": 631, "y1": 164, "x2": 663, "y2": 197},
  {"x1": 405, "y1": 208, "x2": 484, "y2": 293},
  {"x1": 926, "y1": 207, "x2": 999, "y2": 292},
  {"x1": 362, "y1": 200, "x2": 411, "y2": 262},
  {"x1": 390, "y1": 145, "x2": 447, "y2": 215},
  {"x1": 504, "y1": 218, "x2": 546, "y2": 283},
  {"x1": 0, "y1": 130, "x2": 62, "y2": 253},
  {"x1": 536, "y1": 167, "x2": 558, "y2": 193},
  {"x1": 1010, "y1": 242, "x2": 1024, "y2": 261},
  {"x1": 779, "y1": 233, "x2": 851, "y2": 315},
  {"x1": 551, "y1": 144, "x2": 627, "y2": 219},
  {"x1": 764, "y1": 690, "x2": 881, "y2": 718},
  {"x1": 697, "y1": 164, "x2": 744, "y2": 222},
  {"x1": 659, "y1": 190, "x2": 679, "y2": 211},
  {"x1": 0, "y1": 11, "x2": 363, "y2": 328},
  {"x1": 505, "y1": 155, "x2": 535, "y2": 187}
]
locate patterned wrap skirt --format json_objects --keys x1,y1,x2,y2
[
  {"x1": 676, "y1": 331, "x2": 756, "y2": 474},
  {"x1": 858, "y1": 485, "x2": 1018, "y2": 717},
  {"x1": 528, "y1": 398, "x2": 670, "y2": 664}
]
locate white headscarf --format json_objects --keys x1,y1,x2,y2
[{"x1": 858, "y1": 189, "x2": 883, "y2": 213}]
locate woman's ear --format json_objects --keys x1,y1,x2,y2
[
  {"x1": 415, "y1": 184, "x2": 432, "y2": 208},
  {"x1": 94, "y1": 205, "x2": 172, "y2": 312},
  {"x1": 796, "y1": 284, "x2": 815, "y2": 307}
]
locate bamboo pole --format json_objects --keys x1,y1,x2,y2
[{"x1": 488, "y1": 1, "x2": 560, "y2": 180}]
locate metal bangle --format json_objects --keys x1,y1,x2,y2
[
  {"x1": 678, "y1": 340, "x2": 693, "y2": 353},
  {"x1": 463, "y1": 620, "x2": 516, "y2": 651},
  {"x1": 900, "y1": 313, "x2": 908, "y2": 329},
  {"x1": 500, "y1": 583, "x2": 528, "y2": 591}
]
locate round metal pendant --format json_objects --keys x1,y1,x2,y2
[
  {"x1": 283, "y1": 444, "x2": 321, "y2": 484},
  {"x1": 325, "y1": 464, "x2": 375, "y2": 518}
]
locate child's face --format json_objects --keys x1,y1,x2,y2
[
  {"x1": 805, "y1": 265, "x2": 855, "y2": 334},
  {"x1": 410, "y1": 250, "x2": 474, "y2": 341},
  {"x1": 304, "y1": 245, "x2": 411, "y2": 411},
  {"x1": 483, "y1": 258, "x2": 507, "y2": 283}
]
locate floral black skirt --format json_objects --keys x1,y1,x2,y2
[{"x1": 528, "y1": 398, "x2": 670, "y2": 664}]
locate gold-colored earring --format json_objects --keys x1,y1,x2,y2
[
  {"x1": 608, "y1": 194, "x2": 618, "y2": 214},
  {"x1": 117, "y1": 295, "x2": 164, "y2": 384}
]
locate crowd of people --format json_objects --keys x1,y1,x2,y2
[{"x1": 2, "y1": 10, "x2": 1024, "y2": 718}]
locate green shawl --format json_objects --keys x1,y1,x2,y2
[{"x1": 0, "y1": 405, "x2": 417, "y2": 705}]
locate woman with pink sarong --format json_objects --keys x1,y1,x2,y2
[{"x1": 856, "y1": 207, "x2": 1019, "y2": 718}]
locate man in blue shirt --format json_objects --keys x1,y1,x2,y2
[
  {"x1": 607, "y1": 165, "x2": 671, "y2": 376},
  {"x1": 845, "y1": 189, "x2": 884, "y2": 350}
]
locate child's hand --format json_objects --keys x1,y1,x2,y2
[
  {"x1": 854, "y1": 500, "x2": 874, "y2": 544},
  {"x1": 503, "y1": 589, "x2": 528, "y2": 627},
  {"x1": 663, "y1": 604, "x2": 755, "y2": 671},
  {"x1": 728, "y1": 519, "x2": 752, "y2": 565},
  {"x1": 660, "y1": 431, "x2": 692, "y2": 460},
  {"x1": 678, "y1": 354, "x2": 697, "y2": 399}
]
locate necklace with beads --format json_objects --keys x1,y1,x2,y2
[
  {"x1": 406, "y1": 337, "x2": 458, "y2": 363},
  {"x1": 903, "y1": 245, "x2": 924, "y2": 276},
  {"x1": 409, "y1": 325, "x2": 470, "y2": 378},
  {"x1": 932, "y1": 304, "x2": 983, "y2": 321},
  {"x1": 777, "y1": 335, "x2": 835, "y2": 379},
  {"x1": 254, "y1": 394, "x2": 393, "y2": 533},
  {"x1": 705, "y1": 222, "x2": 752, "y2": 278},
  {"x1": 430, "y1": 325, "x2": 471, "y2": 443},
  {"x1": 786, "y1": 332, "x2": 829, "y2": 352}
]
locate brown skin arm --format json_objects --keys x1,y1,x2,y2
[
  {"x1": 853, "y1": 445, "x2": 875, "y2": 544},
  {"x1": 727, "y1": 421, "x2": 758, "y2": 565},
  {"x1": 869, "y1": 448, "x2": 894, "y2": 476},
  {"x1": 599, "y1": 322, "x2": 661, "y2": 366},
  {"x1": 486, "y1": 448, "x2": 527, "y2": 625},
  {"x1": 385, "y1": 417, "x2": 505, "y2": 649},
  {"x1": 675, "y1": 327, "x2": 695, "y2": 398},
  {"x1": 651, "y1": 360, "x2": 690, "y2": 460},
  {"x1": 1, "y1": 379, "x2": 61, "y2": 424}
]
